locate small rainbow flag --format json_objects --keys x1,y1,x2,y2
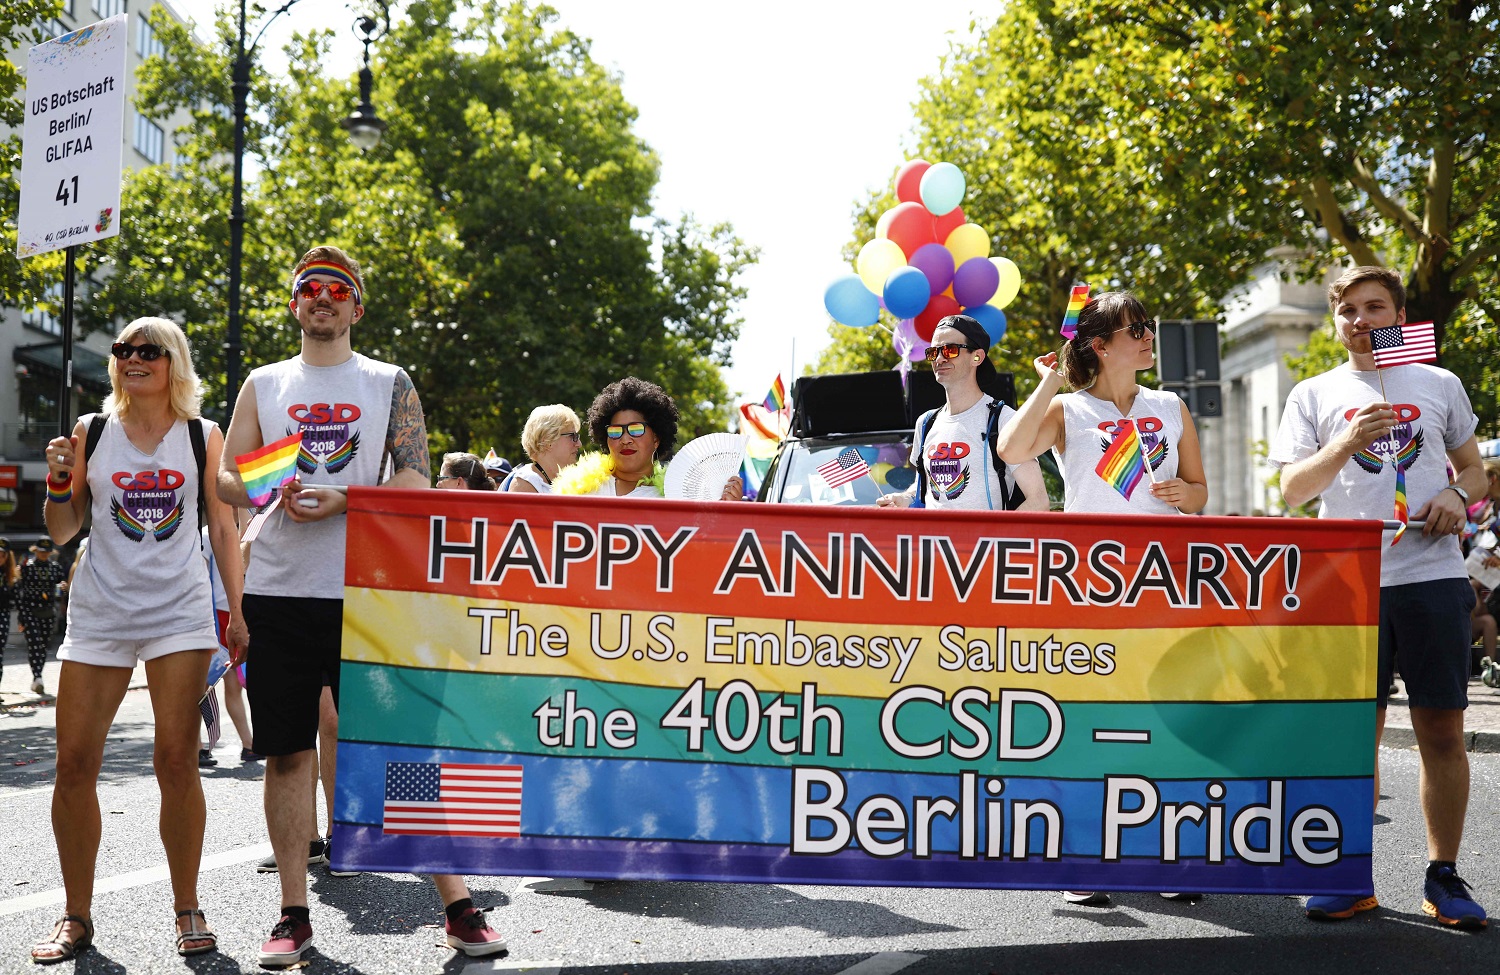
[
  {"x1": 1060, "y1": 284, "x2": 1090, "y2": 339},
  {"x1": 1096, "y1": 418, "x2": 1146, "y2": 500},
  {"x1": 762, "y1": 375, "x2": 787, "y2": 413},
  {"x1": 1390, "y1": 466, "x2": 1408, "y2": 546},
  {"x1": 236, "y1": 432, "x2": 304, "y2": 507}
]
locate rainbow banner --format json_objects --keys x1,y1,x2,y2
[
  {"x1": 1060, "y1": 284, "x2": 1090, "y2": 339},
  {"x1": 235, "y1": 432, "x2": 304, "y2": 507},
  {"x1": 333, "y1": 492, "x2": 1380, "y2": 895},
  {"x1": 1096, "y1": 418, "x2": 1147, "y2": 500}
]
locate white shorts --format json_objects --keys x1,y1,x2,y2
[{"x1": 58, "y1": 628, "x2": 218, "y2": 668}]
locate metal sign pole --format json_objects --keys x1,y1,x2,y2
[{"x1": 59, "y1": 244, "x2": 77, "y2": 439}]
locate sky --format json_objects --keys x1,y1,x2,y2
[{"x1": 171, "y1": 0, "x2": 996, "y2": 405}]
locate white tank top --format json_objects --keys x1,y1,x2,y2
[
  {"x1": 69, "y1": 413, "x2": 216, "y2": 639},
  {"x1": 246, "y1": 353, "x2": 400, "y2": 598},
  {"x1": 1055, "y1": 387, "x2": 1184, "y2": 515},
  {"x1": 505, "y1": 464, "x2": 552, "y2": 494}
]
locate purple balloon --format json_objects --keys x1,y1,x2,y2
[
  {"x1": 953, "y1": 256, "x2": 1000, "y2": 308},
  {"x1": 892, "y1": 318, "x2": 927, "y2": 362},
  {"x1": 909, "y1": 243, "x2": 955, "y2": 296}
]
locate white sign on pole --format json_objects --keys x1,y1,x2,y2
[{"x1": 15, "y1": 15, "x2": 129, "y2": 259}]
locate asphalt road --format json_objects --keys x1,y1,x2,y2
[{"x1": 1, "y1": 649, "x2": 1496, "y2": 975}]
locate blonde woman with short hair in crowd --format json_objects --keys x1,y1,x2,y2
[{"x1": 503, "y1": 404, "x2": 582, "y2": 493}]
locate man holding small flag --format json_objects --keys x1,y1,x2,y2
[
  {"x1": 218, "y1": 246, "x2": 505, "y2": 962},
  {"x1": 1271, "y1": 266, "x2": 1489, "y2": 930}
]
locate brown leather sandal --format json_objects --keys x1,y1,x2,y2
[
  {"x1": 30, "y1": 915, "x2": 93, "y2": 965},
  {"x1": 176, "y1": 908, "x2": 218, "y2": 956}
]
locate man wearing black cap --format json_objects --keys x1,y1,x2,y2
[{"x1": 878, "y1": 315, "x2": 1049, "y2": 512}]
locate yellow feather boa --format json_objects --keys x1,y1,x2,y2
[{"x1": 553, "y1": 452, "x2": 665, "y2": 496}]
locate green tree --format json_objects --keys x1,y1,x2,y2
[
  {"x1": 82, "y1": 0, "x2": 754, "y2": 459},
  {"x1": 1, "y1": 1, "x2": 75, "y2": 307},
  {"x1": 815, "y1": 1, "x2": 1306, "y2": 395},
  {"x1": 1041, "y1": 0, "x2": 1498, "y2": 354}
]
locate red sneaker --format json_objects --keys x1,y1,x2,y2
[
  {"x1": 445, "y1": 907, "x2": 506, "y2": 957},
  {"x1": 258, "y1": 915, "x2": 314, "y2": 966}
]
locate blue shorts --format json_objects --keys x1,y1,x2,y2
[{"x1": 1378, "y1": 577, "x2": 1475, "y2": 710}]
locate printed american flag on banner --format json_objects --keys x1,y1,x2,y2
[
  {"x1": 815, "y1": 447, "x2": 871, "y2": 489},
  {"x1": 383, "y1": 762, "x2": 522, "y2": 837},
  {"x1": 1370, "y1": 321, "x2": 1437, "y2": 368}
]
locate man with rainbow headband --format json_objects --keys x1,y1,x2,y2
[{"x1": 219, "y1": 246, "x2": 507, "y2": 963}]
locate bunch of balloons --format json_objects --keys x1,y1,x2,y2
[{"x1": 823, "y1": 159, "x2": 1022, "y2": 360}]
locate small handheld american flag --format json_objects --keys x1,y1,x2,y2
[
  {"x1": 1370, "y1": 321, "x2": 1436, "y2": 368},
  {"x1": 816, "y1": 448, "x2": 871, "y2": 489}
]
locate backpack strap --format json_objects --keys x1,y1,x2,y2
[
  {"x1": 83, "y1": 413, "x2": 107, "y2": 463},
  {"x1": 984, "y1": 401, "x2": 1025, "y2": 511},
  {"x1": 188, "y1": 418, "x2": 208, "y2": 534},
  {"x1": 909, "y1": 408, "x2": 938, "y2": 509}
]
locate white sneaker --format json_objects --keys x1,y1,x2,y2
[
  {"x1": 30, "y1": 678, "x2": 44, "y2": 695},
  {"x1": 1063, "y1": 891, "x2": 1111, "y2": 906},
  {"x1": 1160, "y1": 892, "x2": 1203, "y2": 902}
]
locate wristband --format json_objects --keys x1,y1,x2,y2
[{"x1": 46, "y1": 474, "x2": 72, "y2": 504}]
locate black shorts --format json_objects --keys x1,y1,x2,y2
[
  {"x1": 243, "y1": 594, "x2": 343, "y2": 756},
  {"x1": 1377, "y1": 577, "x2": 1475, "y2": 710}
]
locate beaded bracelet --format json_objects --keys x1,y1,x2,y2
[{"x1": 46, "y1": 474, "x2": 72, "y2": 504}]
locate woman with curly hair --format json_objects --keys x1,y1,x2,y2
[{"x1": 555, "y1": 377, "x2": 741, "y2": 500}]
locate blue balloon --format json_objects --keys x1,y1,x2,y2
[
  {"x1": 824, "y1": 274, "x2": 880, "y2": 328},
  {"x1": 963, "y1": 304, "x2": 1008, "y2": 342},
  {"x1": 883, "y1": 266, "x2": 931, "y2": 320}
]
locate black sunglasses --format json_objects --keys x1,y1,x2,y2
[
  {"x1": 1112, "y1": 319, "x2": 1158, "y2": 340},
  {"x1": 924, "y1": 343, "x2": 977, "y2": 361},
  {"x1": 111, "y1": 341, "x2": 170, "y2": 361}
]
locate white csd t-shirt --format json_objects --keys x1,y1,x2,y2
[{"x1": 1269, "y1": 363, "x2": 1476, "y2": 588}]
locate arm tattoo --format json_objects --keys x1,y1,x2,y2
[{"x1": 387, "y1": 369, "x2": 431, "y2": 479}]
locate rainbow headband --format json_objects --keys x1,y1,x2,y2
[{"x1": 293, "y1": 262, "x2": 362, "y2": 306}]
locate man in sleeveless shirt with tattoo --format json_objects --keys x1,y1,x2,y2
[{"x1": 219, "y1": 246, "x2": 506, "y2": 963}]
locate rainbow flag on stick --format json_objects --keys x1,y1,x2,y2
[
  {"x1": 762, "y1": 374, "x2": 787, "y2": 413},
  {"x1": 1096, "y1": 419, "x2": 1147, "y2": 500},
  {"x1": 1060, "y1": 284, "x2": 1090, "y2": 339},
  {"x1": 236, "y1": 432, "x2": 304, "y2": 507}
]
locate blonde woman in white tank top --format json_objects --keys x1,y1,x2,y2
[
  {"x1": 995, "y1": 291, "x2": 1207, "y2": 907},
  {"x1": 36, "y1": 318, "x2": 248, "y2": 961}
]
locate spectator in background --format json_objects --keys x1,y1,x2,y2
[
  {"x1": 502, "y1": 405, "x2": 582, "y2": 494},
  {"x1": 437, "y1": 453, "x2": 496, "y2": 491},
  {"x1": 0, "y1": 539, "x2": 19, "y2": 676},
  {"x1": 16, "y1": 538, "x2": 67, "y2": 697}
]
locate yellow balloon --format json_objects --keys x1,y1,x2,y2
[
  {"x1": 856, "y1": 238, "x2": 907, "y2": 295},
  {"x1": 945, "y1": 223, "x2": 990, "y2": 266},
  {"x1": 991, "y1": 256, "x2": 1021, "y2": 309},
  {"x1": 870, "y1": 461, "x2": 894, "y2": 486}
]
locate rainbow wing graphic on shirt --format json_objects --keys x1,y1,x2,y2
[
  {"x1": 1095, "y1": 419, "x2": 1146, "y2": 500},
  {"x1": 1144, "y1": 437, "x2": 1168, "y2": 471},
  {"x1": 296, "y1": 429, "x2": 360, "y2": 475},
  {"x1": 151, "y1": 499, "x2": 185, "y2": 541},
  {"x1": 236, "y1": 432, "x2": 305, "y2": 507},
  {"x1": 110, "y1": 498, "x2": 147, "y2": 541}
]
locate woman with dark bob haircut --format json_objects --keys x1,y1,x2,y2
[{"x1": 557, "y1": 377, "x2": 740, "y2": 500}]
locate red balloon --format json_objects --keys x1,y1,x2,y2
[
  {"x1": 914, "y1": 293, "x2": 961, "y2": 341},
  {"x1": 933, "y1": 206, "x2": 966, "y2": 244},
  {"x1": 883, "y1": 201, "x2": 938, "y2": 260},
  {"x1": 895, "y1": 160, "x2": 931, "y2": 205}
]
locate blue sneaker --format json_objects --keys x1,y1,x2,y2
[
  {"x1": 1422, "y1": 866, "x2": 1488, "y2": 930},
  {"x1": 1305, "y1": 893, "x2": 1378, "y2": 920}
]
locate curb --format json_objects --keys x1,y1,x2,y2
[{"x1": 1382, "y1": 724, "x2": 1500, "y2": 754}]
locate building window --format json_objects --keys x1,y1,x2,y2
[
  {"x1": 92, "y1": 0, "x2": 126, "y2": 19},
  {"x1": 137, "y1": 12, "x2": 164, "y2": 59},
  {"x1": 22, "y1": 283, "x2": 64, "y2": 337},
  {"x1": 37, "y1": 16, "x2": 68, "y2": 38},
  {"x1": 60, "y1": 0, "x2": 75, "y2": 16},
  {"x1": 134, "y1": 112, "x2": 164, "y2": 165}
]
